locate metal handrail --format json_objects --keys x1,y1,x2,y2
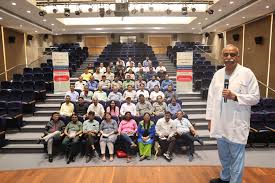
[
  {"x1": 0, "y1": 55, "x2": 48, "y2": 77},
  {"x1": 257, "y1": 80, "x2": 275, "y2": 94}
]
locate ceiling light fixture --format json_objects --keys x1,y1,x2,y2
[
  {"x1": 88, "y1": 7, "x2": 93, "y2": 13},
  {"x1": 39, "y1": 10, "x2": 47, "y2": 16},
  {"x1": 242, "y1": 16, "x2": 246, "y2": 19},
  {"x1": 131, "y1": 8, "x2": 138, "y2": 14},
  {"x1": 140, "y1": 8, "x2": 144, "y2": 14},
  {"x1": 191, "y1": 8, "x2": 196, "y2": 12},
  {"x1": 206, "y1": 9, "x2": 214, "y2": 15},
  {"x1": 20, "y1": 24, "x2": 22, "y2": 27},
  {"x1": 51, "y1": 23, "x2": 54, "y2": 26},
  {"x1": 27, "y1": 10, "x2": 31, "y2": 13},
  {"x1": 99, "y1": 8, "x2": 105, "y2": 17},
  {"x1": 218, "y1": 9, "x2": 222, "y2": 12},
  {"x1": 64, "y1": 8, "x2": 70, "y2": 17},
  {"x1": 75, "y1": 10, "x2": 81, "y2": 15},
  {"x1": 226, "y1": 23, "x2": 230, "y2": 26},
  {"x1": 0, "y1": 17, "x2": 2, "y2": 20},
  {"x1": 106, "y1": 8, "x2": 112, "y2": 15},
  {"x1": 53, "y1": 7, "x2": 58, "y2": 13},
  {"x1": 43, "y1": 19, "x2": 47, "y2": 22},
  {"x1": 230, "y1": 1, "x2": 234, "y2": 4},
  {"x1": 35, "y1": 31, "x2": 38, "y2": 33},
  {"x1": 266, "y1": 5, "x2": 270, "y2": 9},
  {"x1": 166, "y1": 8, "x2": 172, "y2": 15},
  {"x1": 12, "y1": 2, "x2": 16, "y2": 6},
  {"x1": 198, "y1": 22, "x2": 201, "y2": 25},
  {"x1": 182, "y1": 7, "x2": 188, "y2": 15}
]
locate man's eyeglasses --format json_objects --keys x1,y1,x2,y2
[{"x1": 223, "y1": 53, "x2": 238, "y2": 57}]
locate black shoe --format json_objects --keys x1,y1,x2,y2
[
  {"x1": 37, "y1": 138, "x2": 45, "y2": 144},
  {"x1": 188, "y1": 154, "x2": 193, "y2": 162},
  {"x1": 86, "y1": 155, "x2": 91, "y2": 163},
  {"x1": 71, "y1": 156, "x2": 76, "y2": 162},
  {"x1": 48, "y1": 155, "x2": 53, "y2": 163},
  {"x1": 66, "y1": 158, "x2": 71, "y2": 164},
  {"x1": 195, "y1": 136, "x2": 204, "y2": 146},
  {"x1": 209, "y1": 178, "x2": 229, "y2": 183}
]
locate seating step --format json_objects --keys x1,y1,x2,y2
[
  {"x1": 178, "y1": 96, "x2": 202, "y2": 102},
  {"x1": 181, "y1": 108, "x2": 206, "y2": 114},
  {"x1": 21, "y1": 125, "x2": 45, "y2": 132},
  {"x1": 0, "y1": 144, "x2": 44, "y2": 153},
  {"x1": 34, "y1": 110, "x2": 57, "y2": 116},
  {"x1": 6, "y1": 132, "x2": 43, "y2": 144}
]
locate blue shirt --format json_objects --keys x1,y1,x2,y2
[
  {"x1": 161, "y1": 80, "x2": 173, "y2": 90},
  {"x1": 167, "y1": 103, "x2": 181, "y2": 115},
  {"x1": 87, "y1": 80, "x2": 98, "y2": 91}
]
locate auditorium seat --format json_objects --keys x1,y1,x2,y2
[
  {"x1": 5, "y1": 101, "x2": 23, "y2": 130},
  {"x1": 22, "y1": 90, "x2": 36, "y2": 114}
]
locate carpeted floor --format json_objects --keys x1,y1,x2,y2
[{"x1": 0, "y1": 147, "x2": 275, "y2": 171}]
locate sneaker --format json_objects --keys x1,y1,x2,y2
[
  {"x1": 93, "y1": 150, "x2": 99, "y2": 158},
  {"x1": 139, "y1": 156, "x2": 146, "y2": 161},
  {"x1": 48, "y1": 155, "x2": 53, "y2": 163},
  {"x1": 86, "y1": 155, "x2": 91, "y2": 163},
  {"x1": 209, "y1": 178, "x2": 229, "y2": 183},
  {"x1": 130, "y1": 143, "x2": 137, "y2": 148},
  {"x1": 163, "y1": 152, "x2": 172, "y2": 161},
  {"x1": 195, "y1": 136, "x2": 204, "y2": 146},
  {"x1": 188, "y1": 154, "x2": 193, "y2": 162}
]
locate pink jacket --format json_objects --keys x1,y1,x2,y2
[{"x1": 118, "y1": 119, "x2": 137, "y2": 134}]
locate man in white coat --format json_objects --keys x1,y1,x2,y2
[{"x1": 206, "y1": 44, "x2": 260, "y2": 183}]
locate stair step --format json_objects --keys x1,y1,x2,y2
[
  {"x1": 182, "y1": 108, "x2": 206, "y2": 114},
  {"x1": 178, "y1": 96, "x2": 202, "y2": 102},
  {"x1": 45, "y1": 99, "x2": 64, "y2": 104},
  {"x1": 21, "y1": 125, "x2": 45, "y2": 132},
  {"x1": 6, "y1": 132, "x2": 43, "y2": 144},
  {"x1": 0, "y1": 144, "x2": 44, "y2": 153},
  {"x1": 34, "y1": 110, "x2": 57, "y2": 116}
]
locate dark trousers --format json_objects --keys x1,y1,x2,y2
[
  {"x1": 177, "y1": 132, "x2": 195, "y2": 155},
  {"x1": 62, "y1": 136, "x2": 80, "y2": 157},
  {"x1": 159, "y1": 136, "x2": 176, "y2": 155},
  {"x1": 84, "y1": 133, "x2": 96, "y2": 155},
  {"x1": 119, "y1": 134, "x2": 136, "y2": 155}
]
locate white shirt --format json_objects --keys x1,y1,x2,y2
[
  {"x1": 150, "y1": 91, "x2": 165, "y2": 101},
  {"x1": 105, "y1": 72, "x2": 115, "y2": 82},
  {"x1": 155, "y1": 117, "x2": 176, "y2": 137},
  {"x1": 174, "y1": 118, "x2": 192, "y2": 134},
  {"x1": 136, "y1": 90, "x2": 150, "y2": 99},
  {"x1": 123, "y1": 90, "x2": 137, "y2": 101},
  {"x1": 120, "y1": 102, "x2": 136, "y2": 116},
  {"x1": 156, "y1": 66, "x2": 167, "y2": 73},
  {"x1": 74, "y1": 81, "x2": 87, "y2": 91},
  {"x1": 206, "y1": 64, "x2": 260, "y2": 144},
  {"x1": 93, "y1": 73, "x2": 102, "y2": 81},
  {"x1": 99, "y1": 67, "x2": 106, "y2": 74},
  {"x1": 87, "y1": 103, "x2": 105, "y2": 118},
  {"x1": 147, "y1": 80, "x2": 160, "y2": 90},
  {"x1": 65, "y1": 91, "x2": 79, "y2": 102},
  {"x1": 126, "y1": 61, "x2": 135, "y2": 67}
]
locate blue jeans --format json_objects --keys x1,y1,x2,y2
[
  {"x1": 217, "y1": 137, "x2": 245, "y2": 183},
  {"x1": 120, "y1": 133, "x2": 133, "y2": 144}
]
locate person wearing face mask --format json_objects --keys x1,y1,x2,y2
[{"x1": 207, "y1": 44, "x2": 260, "y2": 183}]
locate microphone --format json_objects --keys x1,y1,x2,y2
[{"x1": 224, "y1": 79, "x2": 229, "y2": 103}]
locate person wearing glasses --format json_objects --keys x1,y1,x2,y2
[{"x1": 207, "y1": 44, "x2": 260, "y2": 183}]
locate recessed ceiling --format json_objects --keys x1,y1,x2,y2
[{"x1": 0, "y1": 0, "x2": 274, "y2": 35}]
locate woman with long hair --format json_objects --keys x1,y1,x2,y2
[
  {"x1": 137, "y1": 113, "x2": 155, "y2": 161},
  {"x1": 106, "y1": 100, "x2": 120, "y2": 117}
]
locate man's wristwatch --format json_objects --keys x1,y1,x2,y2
[{"x1": 234, "y1": 95, "x2": 238, "y2": 101}]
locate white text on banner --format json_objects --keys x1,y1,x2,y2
[
  {"x1": 176, "y1": 52, "x2": 193, "y2": 93},
  {"x1": 52, "y1": 52, "x2": 70, "y2": 94}
]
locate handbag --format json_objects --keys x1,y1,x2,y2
[{"x1": 116, "y1": 150, "x2": 127, "y2": 158}]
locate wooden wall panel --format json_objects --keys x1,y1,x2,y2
[
  {"x1": 4, "y1": 28, "x2": 25, "y2": 80},
  {"x1": 226, "y1": 26, "x2": 243, "y2": 60},
  {"x1": 268, "y1": 14, "x2": 275, "y2": 98},
  {"x1": 85, "y1": 36, "x2": 107, "y2": 56},
  {"x1": 148, "y1": 36, "x2": 171, "y2": 54},
  {"x1": 0, "y1": 26, "x2": 5, "y2": 80},
  {"x1": 243, "y1": 16, "x2": 271, "y2": 97}
]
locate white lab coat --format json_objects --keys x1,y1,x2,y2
[{"x1": 206, "y1": 64, "x2": 260, "y2": 144}]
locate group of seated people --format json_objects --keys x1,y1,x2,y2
[
  {"x1": 39, "y1": 110, "x2": 203, "y2": 164},
  {"x1": 37, "y1": 59, "x2": 203, "y2": 164}
]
